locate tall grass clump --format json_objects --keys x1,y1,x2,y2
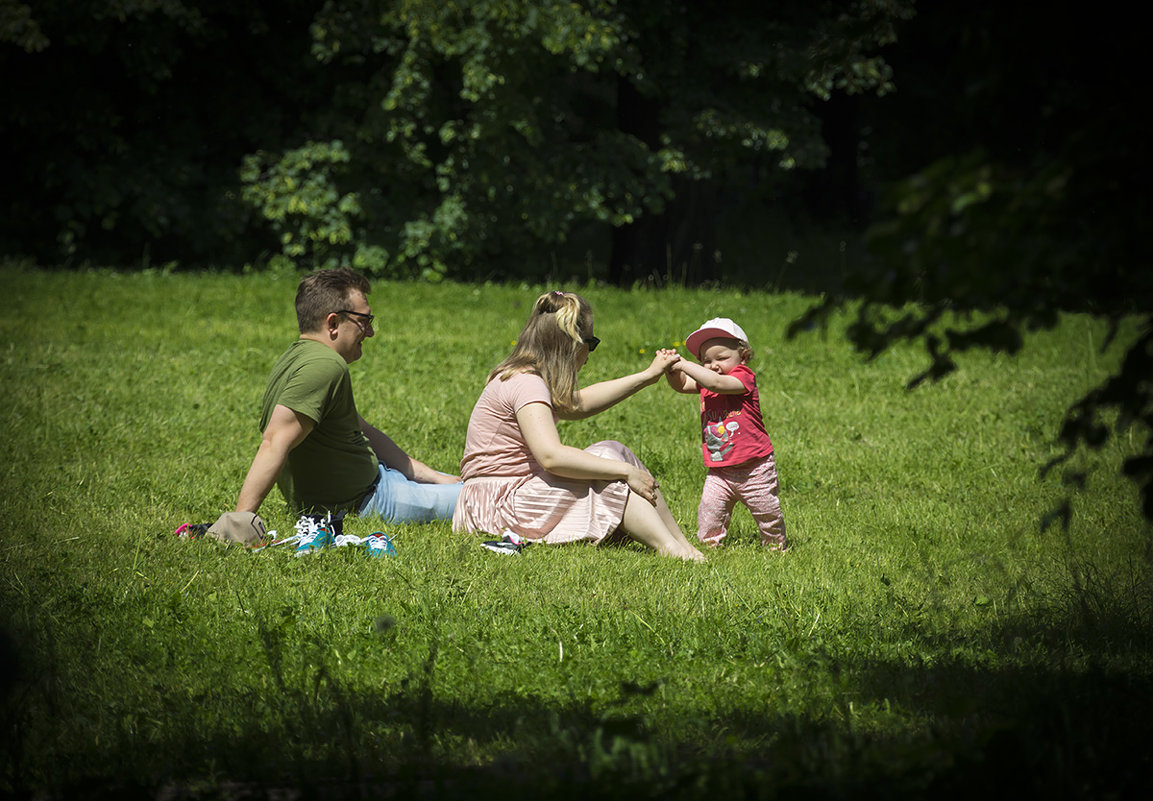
[{"x1": 1, "y1": 263, "x2": 1150, "y2": 799}]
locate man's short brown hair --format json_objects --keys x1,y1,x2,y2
[{"x1": 295, "y1": 268, "x2": 371, "y2": 334}]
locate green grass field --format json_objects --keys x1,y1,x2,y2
[{"x1": 1, "y1": 264, "x2": 1150, "y2": 799}]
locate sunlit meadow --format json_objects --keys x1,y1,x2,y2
[{"x1": 1, "y1": 264, "x2": 1149, "y2": 798}]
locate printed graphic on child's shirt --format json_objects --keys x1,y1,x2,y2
[
  {"x1": 697, "y1": 370, "x2": 772, "y2": 469},
  {"x1": 704, "y1": 418, "x2": 740, "y2": 462}
]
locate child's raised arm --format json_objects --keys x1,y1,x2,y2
[
  {"x1": 662, "y1": 349, "x2": 698, "y2": 394},
  {"x1": 672, "y1": 358, "x2": 747, "y2": 395}
]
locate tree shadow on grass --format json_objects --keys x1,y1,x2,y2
[
  {"x1": 10, "y1": 657, "x2": 1152, "y2": 801},
  {"x1": 5, "y1": 588, "x2": 1153, "y2": 800},
  {"x1": 823, "y1": 601, "x2": 1153, "y2": 800},
  {"x1": 676, "y1": 582, "x2": 1153, "y2": 800}
]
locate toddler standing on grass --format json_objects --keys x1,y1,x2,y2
[{"x1": 662, "y1": 318, "x2": 787, "y2": 550}]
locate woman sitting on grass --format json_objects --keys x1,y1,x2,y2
[{"x1": 452, "y1": 290, "x2": 705, "y2": 561}]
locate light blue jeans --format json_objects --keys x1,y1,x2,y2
[{"x1": 357, "y1": 465, "x2": 461, "y2": 523}]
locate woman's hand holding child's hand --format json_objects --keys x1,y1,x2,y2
[{"x1": 651, "y1": 348, "x2": 681, "y2": 375}]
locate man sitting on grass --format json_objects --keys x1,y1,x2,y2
[{"x1": 211, "y1": 267, "x2": 461, "y2": 544}]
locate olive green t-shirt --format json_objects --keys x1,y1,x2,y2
[{"x1": 260, "y1": 339, "x2": 378, "y2": 512}]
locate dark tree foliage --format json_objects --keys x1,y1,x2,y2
[
  {"x1": 238, "y1": 0, "x2": 910, "y2": 282},
  {"x1": 0, "y1": 0, "x2": 329, "y2": 267},
  {"x1": 789, "y1": 1, "x2": 1153, "y2": 522},
  {"x1": 1, "y1": 0, "x2": 911, "y2": 277},
  {"x1": 604, "y1": 0, "x2": 901, "y2": 284}
]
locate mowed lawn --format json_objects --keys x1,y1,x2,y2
[{"x1": 1, "y1": 265, "x2": 1150, "y2": 799}]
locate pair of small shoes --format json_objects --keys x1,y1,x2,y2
[
  {"x1": 294, "y1": 513, "x2": 336, "y2": 557},
  {"x1": 332, "y1": 532, "x2": 397, "y2": 557},
  {"x1": 481, "y1": 533, "x2": 530, "y2": 555}
]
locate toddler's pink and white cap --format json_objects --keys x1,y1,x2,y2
[{"x1": 685, "y1": 317, "x2": 749, "y2": 359}]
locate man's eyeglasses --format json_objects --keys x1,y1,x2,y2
[
  {"x1": 337, "y1": 309, "x2": 375, "y2": 328},
  {"x1": 583, "y1": 336, "x2": 600, "y2": 352}
]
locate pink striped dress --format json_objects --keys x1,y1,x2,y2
[{"x1": 452, "y1": 372, "x2": 640, "y2": 544}]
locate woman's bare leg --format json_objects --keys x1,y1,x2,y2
[
  {"x1": 621, "y1": 493, "x2": 705, "y2": 561},
  {"x1": 653, "y1": 489, "x2": 700, "y2": 553}
]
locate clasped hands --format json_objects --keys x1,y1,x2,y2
[{"x1": 650, "y1": 347, "x2": 683, "y2": 376}]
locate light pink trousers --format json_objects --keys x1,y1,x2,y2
[{"x1": 698, "y1": 453, "x2": 787, "y2": 549}]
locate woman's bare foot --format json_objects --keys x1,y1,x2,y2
[{"x1": 659, "y1": 545, "x2": 706, "y2": 562}]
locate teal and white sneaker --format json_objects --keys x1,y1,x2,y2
[
  {"x1": 365, "y1": 532, "x2": 397, "y2": 558},
  {"x1": 294, "y1": 514, "x2": 334, "y2": 557}
]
